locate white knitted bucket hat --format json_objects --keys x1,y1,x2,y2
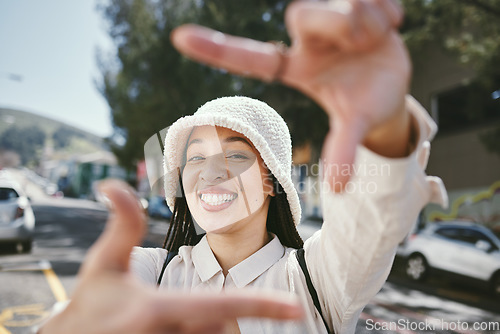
[{"x1": 163, "y1": 96, "x2": 301, "y2": 226}]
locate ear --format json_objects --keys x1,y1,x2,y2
[
  {"x1": 268, "y1": 183, "x2": 276, "y2": 197},
  {"x1": 267, "y1": 171, "x2": 277, "y2": 198}
]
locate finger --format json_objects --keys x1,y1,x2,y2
[
  {"x1": 355, "y1": 0, "x2": 393, "y2": 46},
  {"x1": 171, "y1": 24, "x2": 282, "y2": 82},
  {"x1": 153, "y1": 291, "x2": 303, "y2": 328},
  {"x1": 378, "y1": 0, "x2": 404, "y2": 27},
  {"x1": 286, "y1": 0, "x2": 399, "y2": 52},
  {"x1": 287, "y1": 1, "x2": 357, "y2": 51},
  {"x1": 81, "y1": 179, "x2": 146, "y2": 276},
  {"x1": 191, "y1": 293, "x2": 303, "y2": 320},
  {"x1": 322, "y1": 118, "x2": 367, "y2": 192},
  {"x1": 355, "y1": 0, "x2": 405, "y2": 47},
  {"x1": 177, "y1": 320, "x2": 225, "y2": 334}
]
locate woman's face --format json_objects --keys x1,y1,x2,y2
[{"x1": 182, "y1": 126, "x2": 274, "y2": 234}]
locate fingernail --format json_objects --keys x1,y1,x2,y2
[
  {"x1": 211, "y1": 31, "x2": 226, "y2": 45},
  {"x1": 95, "y1": 181, "x2": 113, "y2": 210},
  {"x1": 116, "y1": 185, "x2": 143, "y2": 212},
  {"x1": 96, "y1": 179, "x2": 140, "y2": 211}
]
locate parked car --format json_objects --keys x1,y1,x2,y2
[
  {"x1": 147, "y1": 195, "x2": 172, "y2": 220},
  {"x1": 0, "y1": 178, "x2": 35, "y2": 252},
  {"x1": 398, "y1": 221, "x2": 500, "y2": 296},
  {"x1": 22, "y1": 168, "x2": 58, "y2": 196}
]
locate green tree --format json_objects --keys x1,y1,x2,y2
[
  {"x1": 52, "y1": 126, "x2": 85, "y2": 149},
  {"x1": 402, "y1": 0, "x2": 500, "y2": 75},
  {"x1": 401, "y1": 0, "x2": 500, "y2": 153},
  {"x1": 98, "y1": 0, "x2": 327, "y2": 170},
  {"x1": 0, "y1": 126, "x2": 46, "y2": 165},
  {"x1": 99, "y1": 0, "x2": 500, "y2": 170}
]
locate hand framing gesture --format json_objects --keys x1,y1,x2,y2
[
  {"x1": 172, "y1": 0, "x2": 414, "y2": 190},
  {"x1": 39, "y1": 180, "x2": 303, "y2": 334}
]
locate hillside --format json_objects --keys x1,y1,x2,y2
[
  {"x1": 0, "y1": 108, "x2": 106, "y2": 149},
  {"x1": 0, "y1": 108, "x2": 109, "y2": 166}
]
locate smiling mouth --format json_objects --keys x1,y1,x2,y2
[{"x1": 199, "y1": 193, "x2": 237, "y2": 206}]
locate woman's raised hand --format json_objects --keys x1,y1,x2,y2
[
  {"x1": 39, "y1": 180, "x2": 303, "y2": 334},
  {"x1": 171, "y1": 0, "x2": 414, "y2": 191}
]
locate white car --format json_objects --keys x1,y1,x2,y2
[
  {"x1": 398, "y1": 221, "x2": 500, "y2": 296},
  {"x1": 0, "y1": 177, "x2": 35, "y2": 252}
]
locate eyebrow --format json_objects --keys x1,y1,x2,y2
[
  {"x1": 187, "y1": 136, "x2": 253, "y2": 149},
  {"x1": 224, "y1": 136, "x2": 253, "y2": 148}
]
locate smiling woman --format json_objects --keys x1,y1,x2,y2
[
  {"x1": 37, "y1": 1, "x2": 448, "y2": 334},
  {"x1": 129, "y1": 90, "x2": 444, "y2": 334}
]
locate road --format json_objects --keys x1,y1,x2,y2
[{"x1": 1, "y1": 199, "x2": 499, "y2": 333}]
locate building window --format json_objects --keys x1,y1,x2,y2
[{"x1": 435, "y1": 81, "x2": 500, "y2": 133}]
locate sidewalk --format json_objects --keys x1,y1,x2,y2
[{"x1": 5, "y1": 168, "x2": 106, "y2": 211}]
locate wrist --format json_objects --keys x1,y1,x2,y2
[
  {"x1": 37, "y1": 301, "x2": 76, "y2": 334},
  {"x1": 362, "y1": 100, "x2": 415, "y2": 158}
]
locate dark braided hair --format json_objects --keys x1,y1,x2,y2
[
  {"x1": 162, "y1": 177, "x2": 203, "y2": 252},
  {"x1": 266, "y1": 177, "x2": 303, "y2": 249},
  {"x1": 163, "y1": 176, "x2": 303, "y2": 252}
]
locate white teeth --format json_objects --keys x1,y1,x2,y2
[{"x1": 200, "y1": 193, "x2": 236, "y2": 206}]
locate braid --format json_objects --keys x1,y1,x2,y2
[
  {"x1": 267, "y1": 178, "x2": 303, "y2": 249},
  {"x1": 163, "y1": 178, "x2": 203, "y2": 252}
]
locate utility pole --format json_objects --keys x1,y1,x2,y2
[{"x1": 0, "y1": 72, "x2": 23, "y2": 82}]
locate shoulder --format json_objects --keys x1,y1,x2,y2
[
  {"x1": 130, "y1": 245, "x2": 195, "y2": 285},
  {"x1": 131, "y1": 245, "x2": 196, "y2": 266},
  {"x1": 130, "y1": 247, "x2": 168, "y2": 284},
  {"x1": 131, "y1": 246, "x2": 168, "y2": 264}
]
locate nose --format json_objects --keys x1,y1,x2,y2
[{"x1": 200, "y1": 153, "x2": 229, "y2": 183}]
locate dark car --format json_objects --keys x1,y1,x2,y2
[{"x1": 147, "y1": 195, "x2": 172, "y2": 219}]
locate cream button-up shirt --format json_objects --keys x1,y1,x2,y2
[{"x1": 131, "y1": 96, "x2": 447, "y2": 334}]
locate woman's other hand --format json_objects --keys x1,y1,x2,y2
[{"x1": 39, "y1": 180, "x2": 303, "y2": 334}]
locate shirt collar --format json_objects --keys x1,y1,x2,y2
[
  {"x1": 227, "y1": 234, "x2": 285, "y2": 288},
  {"x1": 191, "y1": 234, "x2": 286, "y2": 287},
  {"x1": 192, "y1": 235, "x2": 222, "y2": 282}
]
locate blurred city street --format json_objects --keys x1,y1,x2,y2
[
  {"x1": 1, "y1": 1, "x2": 499, "y2": 332},
  {"x1": 0, "y1": 171, "x2": 498, "y2": 333}
]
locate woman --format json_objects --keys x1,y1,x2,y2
[
  {"x1": 40, "y1": 0, "x2": 447, "y2": 333},
  {"x1": 131, "y1": 92, "x2": 443, "y2": 334}
]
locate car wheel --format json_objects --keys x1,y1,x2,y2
[
  {"x1": 406, "y1": 254, "x2": 428, "y2": 281},
  {"x1": 22, "y1": 240, "x2": 32, "y2": 253},
  {"x1": 16, "y1": 240, "x2": 32, "y2": 253}
]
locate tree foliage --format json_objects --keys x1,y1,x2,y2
[
  {"x1": 97, "y1": 0, "x2": 327, "y2": 170},
  {"x1": 401, "y1": 0, "x2": 500, "y2": 154},
  {"x1": 98, "y1": 0, "x2": 500, "y2": 169},
  {"x1": 402, "y1": 0, "x2": 500, "y2": 77},
  {"x1": 52, "y1": 126, "x2": 86, "y2": 149},
  {"x1": 0, "y1": 126, "x2": 45, "y2": 165}
]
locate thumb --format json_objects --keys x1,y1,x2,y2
[{"x1": 81, "y1": 179, "x2": 146, "y2": 277}]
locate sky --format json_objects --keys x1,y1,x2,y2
[{"x1": 0, "y1": 0, "x2": 115, "y2": 137}]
